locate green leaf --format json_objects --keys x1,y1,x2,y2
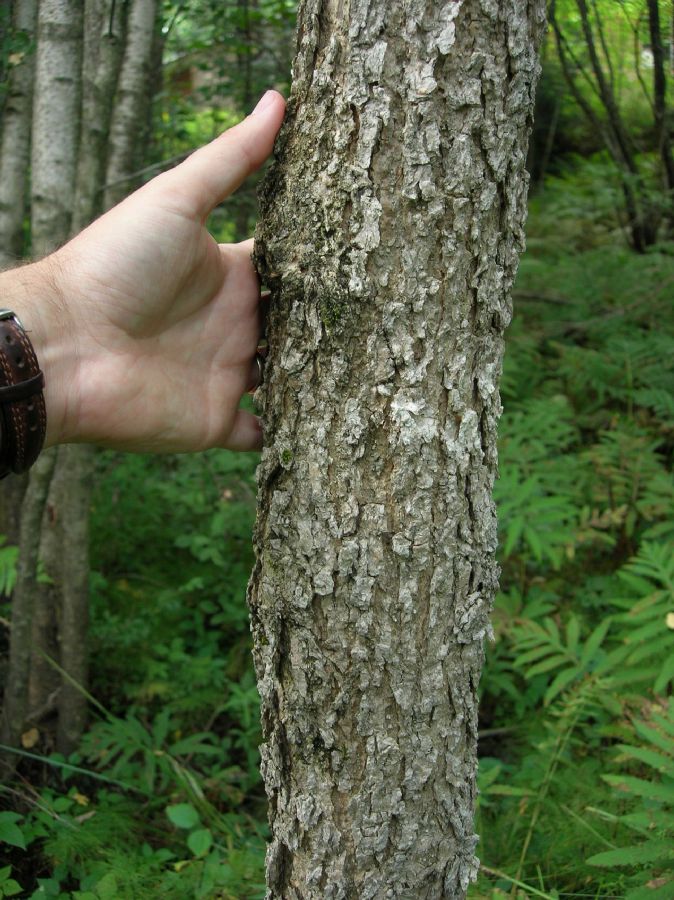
[
  {"x1": 0, "y1": 817, "x2": 26, "y2": 850},
  {"x1": 587, "y1": 840, "x2": 674, "y2": 867},
  {"x1": 166, "y1": 803, "x2": 200, "y2": 830},
  {"x1": 655, "y1": 653, "x2": 674, "y2": 693},
  {"x1": 526, "y1": 654, "x2": 571, "y2": 678},
  {"x1": 625, "y1": 878, "x2": 674, "y2": 900},
  {"x1": 544, "y1": 665, "x2": 582, "y2": 704},
  {"x1": 616, "y1": 743, "x2": 674, "y2": 777},
  {"x1": 579, "y1": 618, "x2": 612, "y2": 668},
  {"x1": 602, "y1": 774, "x2": 674, "y2": 804},
  {"x1": 187, "y1": 828, "x2": 213, "y2": 857},
  {"x1": 92, "y1": 873, "x2": 118, "y2": 900},
  {"x1": 566, "y1": 615, "x2": 580, "y2": 653}
]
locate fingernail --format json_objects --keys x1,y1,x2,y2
[{"x1": 251, "y1": 90, "x2": 276, "y2": 117}]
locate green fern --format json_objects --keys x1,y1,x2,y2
[
  {"x1": 600, "y1": 542, "x2": 674, "y2": 693},
  {"x1": 511, "y1": 614, "x2": 614, "y2": 706},
  {"x1": 587, "y1": 699, "x2": 674, "y2": 899}
]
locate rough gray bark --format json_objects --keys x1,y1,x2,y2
[
  {"x1": 249, "y1": 1, "x2": 545, "y2": 897},
  {"x1": 0, "y1": 0, "x2": 37, "y2": 267}
]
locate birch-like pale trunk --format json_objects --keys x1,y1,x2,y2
[
  {"x1": 249, "y1": 2, "x2": 545, "y2": 897},
  {"x1": 0, "y1": 0, "x2": 37, "y2": 267},
  {"x1": 28, "y1": 0, "x2": 84, "y2": 746},
  {"x1": 30, "y1": 0, "x2": 82, "y2": 259},
  {"x1": 55, "y1": 0, "x2": 128, "y2": 755},
  {"x1": 72, "y1": 0, "x2": 126, "y2": 233},
  {"x1": 0, "y1": 451, "x2": 56, "y2": 753},
  {"x1": 0, "y1": 2, "x2": 40, "y2": 551},
  {"x1": 0, "y1": 0, "x2": 83, "y2": 754},
  {"x1": 57, "y1": 0, "x2": 158, "y2": 753},
  {"x1": 103, "y1": 0, "x2": 158, "y2": 210}
]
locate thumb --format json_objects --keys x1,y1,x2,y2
[{"x1": 166, "y1": 90, "x2": 286, "y2": 220}]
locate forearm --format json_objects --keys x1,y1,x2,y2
[{"x1": 0, "y1": 257, "x2": 76, "y2": 449}]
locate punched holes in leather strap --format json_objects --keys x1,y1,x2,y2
[{"x1": 0, "y1": 311, "x2": 47, "y2": 477}]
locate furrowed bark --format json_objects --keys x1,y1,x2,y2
[
  {"x1": 0, "y1": 0, "x2": 37, "y2": 267},
  {"x1": 249, "y1": 1, "x2": 545, "y2": 897}
]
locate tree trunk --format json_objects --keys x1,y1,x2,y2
[
  {"x1": 72, "y1": 0, "x2": 127, "y2": 233},
  {"x1": 54, "y1": 0, "x2": 127, "y2": 756},
  {"x1": 103, "y1": 0, "x2": 158, "y2": 209},
  {"x1": 647, "y1": 0, "x2": 674, "y2": 232},
  {"x1": 30, "y1": 0, "x2": 82, "y2": 259},
  {"x1": 249, "y1": 1, "x2": 545, "y2": 897},
  {"x1": 0, "y1": 451, "x2": 56, "y2": 751},
  {"x1": 0, "y1": 0, "x2": 84, "y2": 759},
  {"x1": 0, "y1": 0, "x2": 37, "y2": 267},
  {"x1": 0, "y1": 0, "x2": 37, "y2": 609}
]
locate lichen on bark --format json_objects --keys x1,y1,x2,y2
[{"x1": 249, "y1": 2, "x2": 546, "y2": 897}]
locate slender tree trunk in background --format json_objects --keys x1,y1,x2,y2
[
  {"x1": 0, "y1": 3, "x2": 10, "y2": 113},
  {"x1": 25, "y1": 0, "x2": 84, "y2": 745},
  {"x1": 29, "y1": 450, "x2": 65, "y2": 718},
  {"x1": 0, "y1": 452, "x2": 56, "y2": 753},
  {"x1": 51, "y1": 0, "x2": 126, "y2": 756},
  {"x1": 550, "y1": 0, "x2": 660, "y2": 252},
  {"x1": 72, "y1": 0, "x2": 127, "y2": 232},
  {"x1": 647, "y1": 0, "x2": 674, "y2": 232},
  {"x1": 103, "y1": 0, "x2": 158, "y2": 210},
  {"x1": 249, "y1": 1, "x2": 545, "y2": 896},
  {"x1": 0, "y1": 0, "x2": 37, "y2": 267},
  {"x1": 55, "y1": 444, "x2": 93, "y2": 753},
  {"x1": 0, "y1": 0, "x2": 161, "y2": 758},
  {"x1": 56, "y1": 0, "x2": 158, "y2": 755},
  {"x1": 30, "y1": 0, "x2": 82, "y2": 259},
  {"x1": 0, "y1": 2, "x2": 38, "y2": 553}
]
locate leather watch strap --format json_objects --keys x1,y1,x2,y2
[{"x1": 0, "y1": 309, "x2": 47, "y2": 478}]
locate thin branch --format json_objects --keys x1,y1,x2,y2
[
  {"x1": 630, "y1": 9, "x2": 657, "y2": 115},
  {"x1": 590, "y1": 0, "x2": 615, "y2": 91},
  {"x1": 98, "y1": 149, "x2": 190, "y2": 193}
]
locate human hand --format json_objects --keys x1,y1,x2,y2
[{"x1": 7, "y1": 90, "x2": 285, "y2": 453}]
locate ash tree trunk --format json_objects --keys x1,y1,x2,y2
[{"x1": 249, "y1": 1, "x2": 545, "y2": 897}]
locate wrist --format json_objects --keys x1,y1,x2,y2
[{"x1": 0, "y1": 257, "x2": 78, "y2": 449}]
